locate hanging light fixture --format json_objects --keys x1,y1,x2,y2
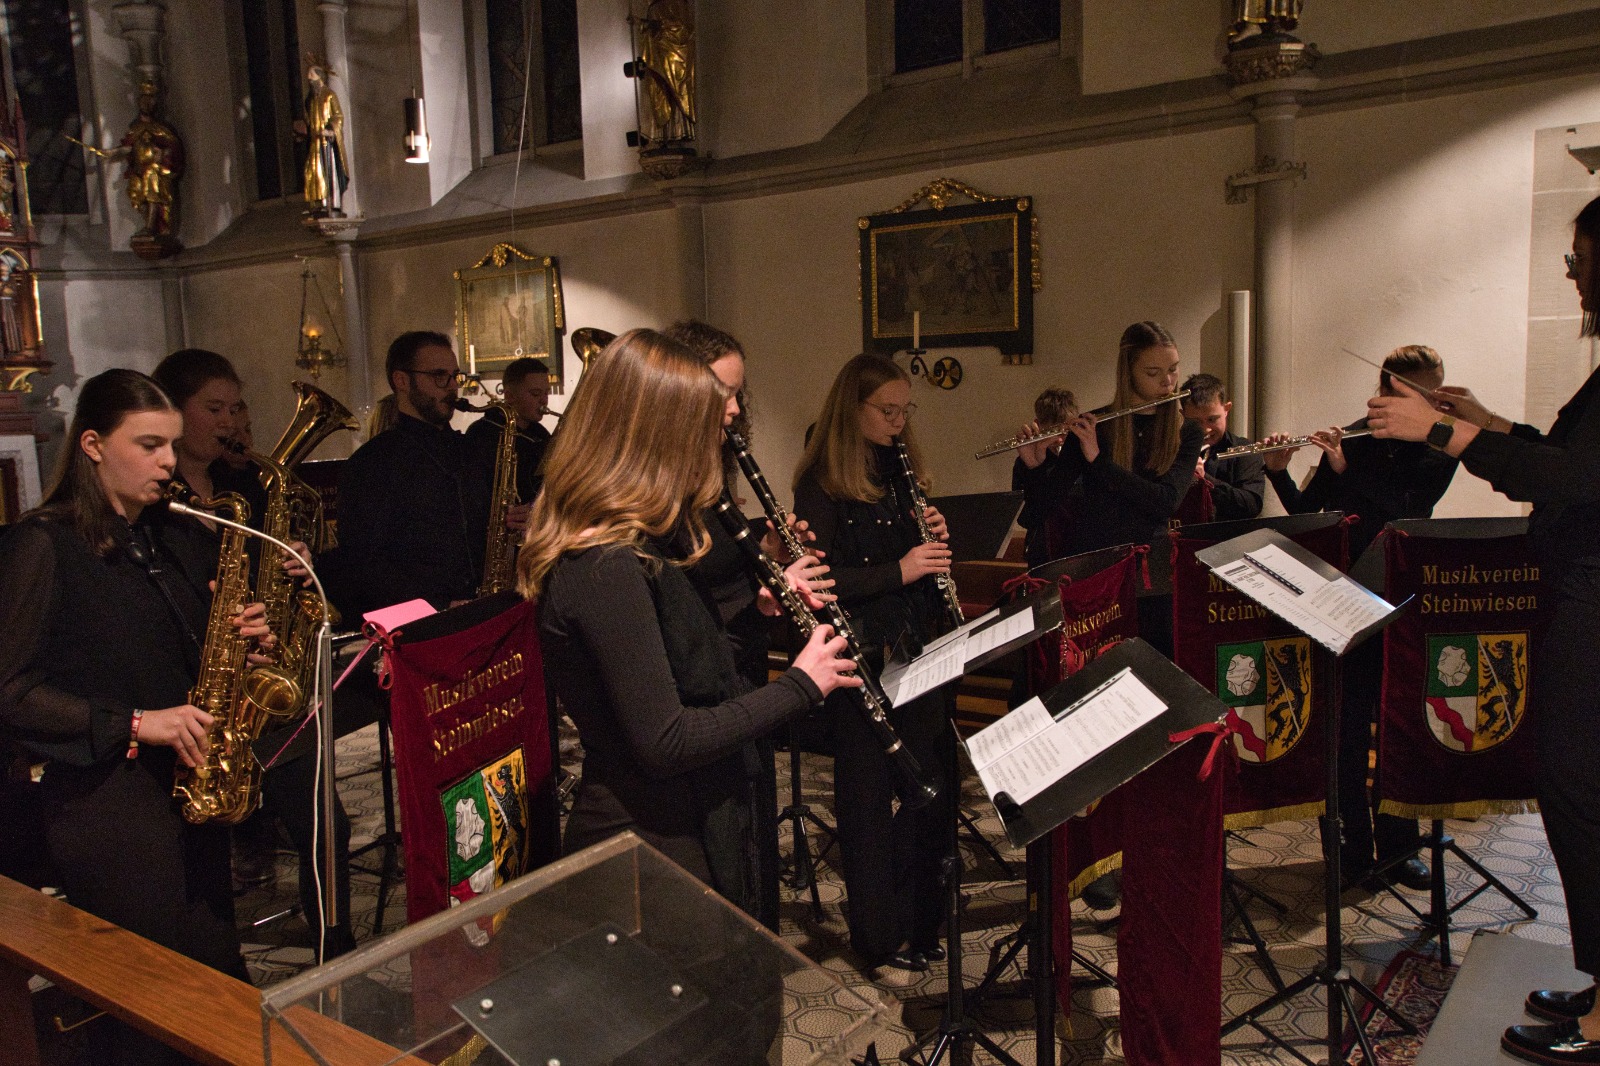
[{"x1": 404, "y1": 94, "x2": 429, "y2": 164}]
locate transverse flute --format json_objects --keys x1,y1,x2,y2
[
  {"x1": 973, "y1": 390, "x2": 1192, "y2": 460},
  {"x1": 1214, "y1": 428, "x2": 1374, "y2": 459}
]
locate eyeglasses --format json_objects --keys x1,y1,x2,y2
[
  {"x1": 1567, "y1": 252, "x2": 1588, "y2": 273},
  {"x1": 865, "y1": 401, "x2": 918, "y2": 421},
  {"x1": 405, "y1": 368, "x2": 467, "y2": 388}
]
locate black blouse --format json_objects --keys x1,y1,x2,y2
[{"x1": 0, "y1": 510, "x2": 216, "y2": 767}]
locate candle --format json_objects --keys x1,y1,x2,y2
[
  {"x1": 912, "y1": 311, "x2": 920, "y2": 349},
  {"x1": 468, "y1": 343, "x2": 476, "y2": 375}
]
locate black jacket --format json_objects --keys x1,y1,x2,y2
[{"x1": 463, "y1": 405, "x2": 552, "y2": 506}]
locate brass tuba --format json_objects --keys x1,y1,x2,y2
[
  {"x1": 570, "y1": 327, "x2": 615, "y2": 373},
  {"x1": 171, "y1": 488, "x2": 302, "y2": 825},
  {"x1": 250, "y1": 380, "x2": 357, "y2": 723}
]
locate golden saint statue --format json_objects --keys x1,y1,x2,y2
[
  {"x1": 1229, "y1": 0, "x2": 1304, "y2": 47},
  {"x1": 636, "y1": 0, "x2": 695, "y2": 144},
  {"x1": 301, "y1": 62, "x2": 349, "y2": 216},
  {"x1": 78, "y1": 81, "x2": 184, "y2": 241}
]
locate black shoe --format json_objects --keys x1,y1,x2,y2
[
  {"x1": 916, "y1": 943, "x2": 947, "y2": 963},
  {"x1": 881, "y1": 950, "x2": 929, "y2": 973},
  {"x1": 1385, "y1": 857, "x2": 1433, "y2": 892},
  {"x1": 1503, "y1": 1021, "x2": 1600, "y2": 1063},
  {"x1": 1529, "y1": 988, "x2": 1600, "y2": 1023},
  {"x1": 1081, "y1": 870, "x2": 1122, "y2": 910}
]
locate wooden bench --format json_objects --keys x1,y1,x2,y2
[{"x1": 0, "y1": 874, "x2": 423, "y2": 1066}]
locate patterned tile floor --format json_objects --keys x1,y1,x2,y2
[{"x1": 237, "y1": 725, "x2": 1572, "y2": 1064}]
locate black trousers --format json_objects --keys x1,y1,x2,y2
[
  {"x1": 41, "y1": 755, "x2": 246, "y2": 1066},
  {"x1": 831, "y1": 684, "x2": 956, "y2": 965},
  {"x1": 259, "y1": 748, "x2": 355, "y2": 953},
  {"x1": 1537, "y1": 563, "x2": 1600, "y2": 978},
  {"x1": 1336, "y1": 638, "x2": 1420, "y2": 864}
]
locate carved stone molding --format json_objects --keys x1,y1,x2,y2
[{"x1": 1224, "y1": 40, "x2": 1320, "y2": 86}]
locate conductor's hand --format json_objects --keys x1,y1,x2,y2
[
  {"x1": 1430, "y1": 385, "x2": 1493, "y2": 428},
  {"x1": 900, "y1": 541, "x2": 952, "y2": 585},
  {"x1": 923, "y1": 505, "x2": 949, "y2": 542},
  {"x1": 142, "y1": 705, "x2": 213, "y2": 768},
  {"x1": 1261, "y1": 433, "x2": 1301, "y2": 473},
  {"x1": 1017, "y1": 421, "x2": 1057, "y2": 469},
  {"x1": 792, "y1": 625, "x2": 862, "y2": 698},
  {"x1": 1068, "y1": 413, "x2": 1099, "y2": 463},
  {"x1": 1367, "y1": 379, "x2": 1440, "y2": 442}
]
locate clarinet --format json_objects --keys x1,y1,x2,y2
[
  {"x1": 712, "y1": 491, "x2": 939, "y2": 809},
  {"x1": 893, "y1": 440, "x2": 965, "y2": 630}
]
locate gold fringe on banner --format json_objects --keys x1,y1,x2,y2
[
  {"x1": 1223, "y1": 800, "x2": 1326, "y2": 832},
  {"x1": 1066, "y1": 854, "x2": 1123, "y2": 899},
  {"x1": 1378, "y1": 797, "x2": 1541, "y2": 821}
]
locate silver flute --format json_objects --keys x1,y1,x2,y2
[
  {"x1": 973, "y1": 390, "x2": 1191, "y2": 460},
  {"x1": 1214, "y1": 428, "x2": 1373, "y2": 459}
]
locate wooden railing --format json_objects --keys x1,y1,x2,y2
[{"x1": 0, "y1": 874, "x2": 422, "y2": 1066}]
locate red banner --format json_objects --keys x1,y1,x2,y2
[
  {"x1": 387, "y1": 597, "x2": 557, "y2": 924},
  {"x1": 1377, "y1": 526, "x2": 1545, "y2": 819},
  {"x1": 1171, "y1": 520, "x2": 1349, "y2": 827}
]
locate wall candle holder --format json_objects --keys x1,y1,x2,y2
[{"x1": 906, "y1": 347, "x2": 963, "y2": 390}]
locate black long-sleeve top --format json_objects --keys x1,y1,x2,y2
[
  {"x1": 793, "y1": 443, "x2": 942, "y2": 654},
  {"x1": 1202, "y1": 429, "x2": 1267, "y2": 521},
  {"x1": 538, "y1": 541, "x2": 819, "y2": 878},
  {"x1": 1266, "y1": 418, "x2": 1458, "y2": 557},
  {"x1": 0, "y1": 510, "x2": 215, "y2": 767},
  {"x1": 463, "y1": 406, "x2": 552, "y2": 505},
  {"x1": 331, "y1": 413, "x2": 492, "y2": 618},
  {"x1": 1457, "y1": 364, "x2": 1600, "y2": 576},
  {"x1": 1014, "y1": 412, "x2": 1205, "y2": 557}
]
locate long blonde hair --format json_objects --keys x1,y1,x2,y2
[
  {"x1": 517, "y1": 328, "x2": 727, "y2": 599},
  {"x1": 794, "y1": 354, "x2": 928, "y2": 502},
  {"x1": 1108, "y1": 321, "x2": 1182, "y2": 474}
]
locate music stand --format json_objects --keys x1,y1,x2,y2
[
  {"x1": 1351, "y1": 518, "x2": 1539, "y2": 965},
  {"x1": 964, "y1": 639, "x2": 1231, "y2": 1066},
  {"x1": 1201, "y1": 529, "x2": 1416, "y2": 1066}
]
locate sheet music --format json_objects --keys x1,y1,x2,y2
[
  {"x1": 881, "y1": 635, "x2": 967, "y2": 707},
  {"x1": 965, "y1": 696, "x2": 1053, "y2": 770},
  {"x1": 1213, "y1": 543, "x2": 1390, "y2": 655},
  {"x1": 967, "y1": 607, "x2": 1035, "y2": 660},
  {"x1": 971, "y1": 668, "x2": 1168, "y2": 807}
]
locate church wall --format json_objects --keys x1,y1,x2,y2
[{"x1": 1080, "y1": 0, "x2": 1600, "y2": 96}]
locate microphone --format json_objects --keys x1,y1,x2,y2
[{"x1": 164, "y1": 497, "x2": 342, "y2": 962}]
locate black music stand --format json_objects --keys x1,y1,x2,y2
[
  {"x1": 927, "y1": 491, "x2": 1024, "y2": 562},
  {"x1": 1202, "y1": 530, "x2": 1415, "y2": 1066},
  {"x1": 878, "y1": 586, "x2": 1061, "y2": 1066},
  {"x1": 965, "y1": 639, "x2": 1230, "y2": 1066},
  {"x1": 1350, "y1": 518, "x2": 1539, "y2": 966}
]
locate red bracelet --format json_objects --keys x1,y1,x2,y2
[{"x1": 127, "y1": 709, "x2": 144, "y2": 760}]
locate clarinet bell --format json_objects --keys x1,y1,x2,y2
[{"x1": 894, "y1": 754, "x2": 941, "y2": 811}]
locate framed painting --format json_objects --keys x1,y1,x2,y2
[
  {"x1": 454, "y1": 243, "x2": 567, "y2": 390},
  {"x1": 859, "y1": 178, "x2": 1038, "y2": 360}
]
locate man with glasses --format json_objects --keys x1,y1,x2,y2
[{"x1": 331, "y1": 330, "x2": 492, "y2": 618}]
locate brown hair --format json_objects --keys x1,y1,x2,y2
[
  {"x1": 516, "y1": 328, "x2": 726, "y2": 599},
  {"x1": 1109, "y1": 321, "x2": 1182, "y2": 473},
  {"x1": 34, "y1": 369, "x2": 177, "y2": 557},
  {"x1": 1379, "y1": 344, "x2": 1443, "y2": 394},
  {"x1": 1033, "y1": 387, "x2": 1077, "y2": 426},
  {"x1": 151, "y1": 348, "x2": 240, "y2": 409},
  {"x1": 1577, "y1": 194, "x2": 1600, "y2": 338},
  {"x1": 793, "y1": 354, "x2": 927, "y2": 502},
  {"x1": 664, "y1": 319, "x2": 750, "y2": 473},
  {"x1": 1180, "y1": 373, "x2": 1227, "y2": 407}
]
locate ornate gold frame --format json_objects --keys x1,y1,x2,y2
[{"x1": 454, "y1": 243, "x2": 567, "y2": 389}]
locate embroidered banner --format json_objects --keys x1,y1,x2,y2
[
  {"x1": 1171, "y1": 518, "x2": 1349, "y2": 827},
  {"x1": 1376, "y1": 524, "x2": 1545, "y2": 819},
  {"x1": 387, "y1": 596, "x2": 558, "y2": 924}
]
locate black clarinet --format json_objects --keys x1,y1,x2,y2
[
  {"x1": 893, "y1": 439, "x2": 965, "y2": 630},
  {"x1": 712, "y1": 491, "x2": 939, "y2": 809}
]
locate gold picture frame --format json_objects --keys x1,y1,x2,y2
[{"x1": 454, "y1": 243, "x2": 567, "y2": 390}]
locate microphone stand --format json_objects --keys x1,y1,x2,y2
[{"x1": 167, "y1": 501, "x2": 341, "y2": 965}]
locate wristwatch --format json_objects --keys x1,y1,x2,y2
[{"x1": 1426, "y1": 414, "x2": 1457, "y2": 450}]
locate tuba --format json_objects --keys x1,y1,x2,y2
[
  {"x1": 251, "y1": 381, "x2": 357, "y2": 722},
  {"x1": 171, "y1": 488, "x2": 302, "y2": 825}
]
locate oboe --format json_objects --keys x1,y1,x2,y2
[
  {"x1": 712, "y1": 493, "x2": 939, "y2": 809},
  {"x1": 894, "y1": 440, "x2": 965, "y2": 630},
  {"x1": 1214, "y1": 428, "x2": 1373, "y2": 459}
]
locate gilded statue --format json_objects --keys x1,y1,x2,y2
[
  {"x1": 299, "y1": 62, "x2": 349, "y2": 216},
  {"x1": 76, "y1": 81, "x2": 184, "y2": 242},
  {"x1": 635, "y1": 0, "x2": 695, "y2": 144},
  {"x1": 1229, "y1": 0, "x2": 1304, "y2": 48}
]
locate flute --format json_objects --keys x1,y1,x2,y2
[
  {"x1": 895, "y1": 440, "x2": 965, "y2": 630},
  {"x1": 1214, "y1": 428, "x2": 1374, "y2": 459},
  {"x1": 974, "y1": 390, "x2": 1191, "y2": 460},
  {"x1": 711, "y1": 492, "x2": 939, "y2": 809}
]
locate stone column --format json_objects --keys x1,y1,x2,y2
[
  {"x1": 332, "y1": 234, "x2": 371, "y2": 419},
  {"x1": 1224, "y1": 42, "x2": 1317, "y2": 439}
]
